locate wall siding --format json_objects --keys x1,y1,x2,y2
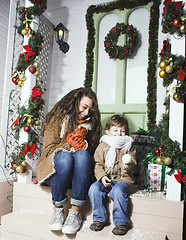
[{"x1": 0, "y1": 0, "x2": 10, "y2": 130}]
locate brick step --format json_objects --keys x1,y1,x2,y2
[{"x1": 1, "y1": 211, "x2": 166, "y2": 240}]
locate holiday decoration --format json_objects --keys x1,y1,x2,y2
[
  {"x1": 104, "y1": 23, "x2": 139, "y2": 60},
  {"x1": 10, "y1": 1, "x2": 47, "y2": 174},
  {"x1": 84, "y1": 0, "x2": 160, "y2": 130},
  {"x1": 159, "y1": 39, "x2": 186, "y2": 91},
  {"x1": 161, "y1": 0, "x2": 186, "y2": 36}
]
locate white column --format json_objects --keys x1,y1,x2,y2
[
  {"x1": 166, "y1": 1, "x2": 185, "y2": 201},
  {"x1": 17, "y1": 0, "x2": 38, "y2": 183}
]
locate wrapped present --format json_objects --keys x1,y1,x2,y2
[
  {"x1": 131, "y1": 129, "x2": 155, "y2": 184},
  {"x1": 131, "y1": 129, "x2": 155, "y2": 164},
  {"x1": 145, "y1": 163, "x2": 168, "y2": 191}
]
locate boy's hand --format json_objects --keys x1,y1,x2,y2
[
  {"x1": 102, "y1": 176, "x2": 111, "y2": 187},
  {"x1": 122, "y1": 163, "x2": 130, "y2": 170}
]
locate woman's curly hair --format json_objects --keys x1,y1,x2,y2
[{"x1": 42, "y1": 87, "x2": 101, "y2": 155}]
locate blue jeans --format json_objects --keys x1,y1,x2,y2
[
  {"x1": 50, "y1": 149, "x2": 92, "y2": 207},
  {"x1": 88, "y1": 181, "x2": 130, "y2": 225}
]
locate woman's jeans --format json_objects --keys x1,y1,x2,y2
[
  {"x1": 88, "y1": 181, "x2": 130, "y2": 226},
  {"x1": 50, "y1": 149, "x2": 92, "y2": 207}
]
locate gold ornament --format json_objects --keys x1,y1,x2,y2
[
  {"x1": 19, "y1": 73, "x2": 27, "y2": 81},
  {"x1": 21, "y1": 28, "x2": 28, "y2": 36},
  {"x1": 156, "y1": 156, "x2": 163, "y2": 165},
  {"x1": 21, "y1": 160, "x2": 27, "y2": 167},
  {"x1": 159, "y1": 70, "x2": 166, "y2": 78},
  {"x1": 16, "y1": 165, "x2": 23, "y2": 173},
  {"x1": 33, "y1": 70, "x2": 40, "y2": 77},
  {"x1": 173, "y1": 92, "x2": 182, "y2": 102},
  {"x1": 33, "y1": 61, "x2": 40, "y2": 68},
  {"x1": 180, "y1": 24, "x2": 186, "y2": 33},
  {"x1": 159, "y1": 60, "x2": 167, "y2": 69},
  {"x1": 34, "y1": 119, "x2": 40, "y2": 126},
  {"x1": 27, "y1": 117, "x2": 33, "y2": 124},
  {"x1": 18, "y1": 80, "x2": 24, "y2": 87},
  {"x1": 165, "y1": 65, "x2": 173, "y2": 74},
  {"x1": 164, "y1": 157, "x2": 172, "y2": 165},
  {"x1": 28, "y1": 28, "x2": 33, "y2": 35}
]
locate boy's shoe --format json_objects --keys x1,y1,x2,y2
[
  {"x1": 48, "y1": 207, "x2": 65, "y2": 231},
  {"x1": 89, "y1": 221, "x2": 105, "y2": 231},
  {"x1": 62, "y1": 209, "x2": 82, "y2": 234},
  {"x1": 112, "y1": 224, "x2": 130, "y2": 235}
]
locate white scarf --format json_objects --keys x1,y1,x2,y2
[{"x1": 100, "y1": 135, "x2": 133, "y2": 169}]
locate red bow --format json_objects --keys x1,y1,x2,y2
[
  {"x1": 174, "y1": 170, "x2": 186, "y2": 185},
  {"x1": 12, "y1": 116, "x2": 22, "y2": 127},
  {"x1": 24, "y1": 144, "x2": 36, "y2": 156},
  {"x1": 163, "y1": 0, "x2": 182, "y2": 14},
  {"x1": 19, "y1": 45, "x2": 36, "y2": 62},
  {"x1": 31, "y1": 86, "x2": 43, "y2": 97},
  {"x1": 177, "y1": 67, "x2": 186, "y2": 81}
]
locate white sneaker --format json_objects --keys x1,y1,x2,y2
[
  {"x1": 49, "y1": 207, "x2": 65, "y2": 231},
  {"x1": 62, "y1": 209, "x2": 82, "y2": 234}
]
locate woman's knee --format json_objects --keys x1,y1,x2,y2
[
  {"x1": 54, "y1": 151, "x2": 73, "y2": 171},
  {"x1": 73, "y1": 150, "x2": 92, "y2": 167}
]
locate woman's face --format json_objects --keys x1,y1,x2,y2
[{"x1": 78, "y1": 95, "x2": 93, "y2": 120}]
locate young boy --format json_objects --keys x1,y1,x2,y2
[{"x1": 88, "y1": 115, "x2": 136, "y2": 236}]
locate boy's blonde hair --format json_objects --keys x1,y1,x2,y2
[{"x1": 105, "y1": 115, "x2": 129, "y2": 135}]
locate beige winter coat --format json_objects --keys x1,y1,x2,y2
[
  {"x1": 93, "y1": 142, "x2": 136, "y2": 187},
  {"x1": 36, "y1": 115, "x2": 92, "y2": 184}
]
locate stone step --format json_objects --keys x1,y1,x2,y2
[
  {"x1": 1, "y1": 211, "x2": 166, "y2": 240},
  {"x1": 1, "y1": 182, "x2": 184, "y2": 240}
]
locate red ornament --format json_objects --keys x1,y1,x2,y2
[
  {"x1": 34, "y1": 0, "x2": 42, "y2": 4},
  {"x1": 154, "y1": 148, "x2": 160, "y2": 156},
  {"x1": 24, "y1": 125, "x2": 31, "y2": 132},
  {"x1": 29, "y1": 66, "x2": 36, "y2": 74},
  {"x1": 173, "y1": 18, "x2": 182, "y2": 28},
  {"x1": 12, "y1": 77, "x2": 18, "y2": 84}
]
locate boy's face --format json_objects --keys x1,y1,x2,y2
[{"x1": 109, "y1": 125, "x2": 126, "y2": 136}]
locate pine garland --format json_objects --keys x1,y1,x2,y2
[
  {"x1": 159, "y1": 39, "x2": 186, "y2": 90},
  {"x1": 10, "y1": 0, "x2": 47, "y2": 174},
  {"x1": 161, "y1": 0, "x2": 185, "y2": 36},
  {"x1": 84, "y1": 0, "x2": 160, "y2": 131}
]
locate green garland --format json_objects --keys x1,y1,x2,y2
[
  {"x1": 159, "y1": 39, "x2": 186, "y2": 90},
  {"x1": 84, "y1": 0, "x2": 160, "y2": 130},
  {"x1": 161, "y1": 0, "x2": 185, "y2": 36},
  {"x1": 104, "y1": 23, "x2": 139, "y2": 60},
  {"x1": 10, "y1": 0, "x2": 47, "y2": 174}
]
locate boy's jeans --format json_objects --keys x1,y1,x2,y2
[
  {"x1": 50, "y1": 149, "x2": 92, "y2": 207},
  {"x1": 88, "y1": 181, "x2": 130, "y2": 225}
]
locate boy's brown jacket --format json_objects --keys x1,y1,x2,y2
[{"x1": 93, "y1": 141, "x2": 136, "y2": 187}]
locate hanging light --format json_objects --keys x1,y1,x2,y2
[{"x1": 54, "y1": 23, "x2": 70, "y2": 53}]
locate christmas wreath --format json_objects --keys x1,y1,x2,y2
[{"x1": 104, "y1": 23, "x2": 139, "y2": 60}]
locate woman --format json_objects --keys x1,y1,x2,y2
[{"x1": 36, "y1": 87, "x2": 101, "y2": 234}]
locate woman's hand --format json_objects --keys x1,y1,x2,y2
[{"x1": 101, "y1": 176, "x2": 111, "y2": 187}]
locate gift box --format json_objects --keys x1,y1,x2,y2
[
  {"x1": 145, "y1": 163, "x2": 168, "y2": 191},
  {"x1": 131, "y1": 129, "x2": 155, "y2": 184},
  {"x1": 131, "y1": 134, "x2": 155, "y2": 164}
]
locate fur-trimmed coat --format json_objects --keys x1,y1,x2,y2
[
  {"x1": 36, "y1": 115, "x2": 92, "y2": 184},
  {"x1": 93, "y1": 141, "x2": 136, "y2": 187}
]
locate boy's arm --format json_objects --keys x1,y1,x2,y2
[{"x1": 93, "y1": 143, "x2": 108, "y2": 182}]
